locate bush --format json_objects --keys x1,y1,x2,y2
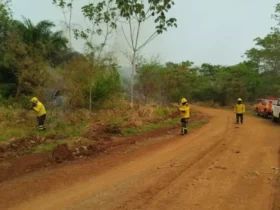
[
  {"x1": 0, "y1": 83, "x2": 17, "y2": 98},
  {"x1": 91, "y1": 68, "x2": 121, "y2": 108},
  {"x1": 155, "y1": 106, "x2": 172, "y2": 117},
  {"x1": 0, "y1": 95, "x2": 31, "y2": 109},
  {"x1": 191, "y1": 87, "x2": 226, "y2": 105}
]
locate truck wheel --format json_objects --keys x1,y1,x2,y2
[
  {"x1": 271, "y1": 114, "x2": 278, "y2": 122},
  {"x1": 263, "y1": 109, "x2": 267, "y2": 118}
]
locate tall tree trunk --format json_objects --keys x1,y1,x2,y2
[
  {"x1": 16, "y1": 86, "x2": 21, "y2": 98},
  {"x1": 89, "y1": 87, "x2": 92, "y2": 111},
  {"x1": 130, "y1": 51, "x2": 136, "y2": 108}
]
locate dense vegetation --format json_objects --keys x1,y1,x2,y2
[
  {"x1": 1, "y1": 0, "x2": 280, "y2": 110},
  {"x1": 134, "y1": 2, "x2": 280, "y2": 105}
]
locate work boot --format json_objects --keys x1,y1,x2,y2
[{"x1": 181, "y1": 128, "x2": 184, "y2": 135}]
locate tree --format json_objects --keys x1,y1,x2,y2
[
  {"x1": 0, "y1": 0, "x2": 12, "y2": 66},
  {"x1": 245, "y1": 3, "x2": 280, "y2": 74},
  {"x1": 245, "y1": 32, "x2": 280, "y2": 74},
  {"x1": 136, "y1": 61, "x2": 162, "y2": 103},
  {"x1": 1, "y1": 17, "x2": 68, "y2": 97},
  {"x1": 116, "y1": 0, "x2": 177, "y2": 107},
  {"x1": 11, "y1": 18, "x2": 68, "y2": 66},
  {"x1": 4, "y1": 31, "x2": 49, "y2": 97},
  {"x1": 52, "y1": 0, "x2": 74, "y2": 48},
  {"x1": 73, "y1": 0, "x2": 119, "y2": 111},
  {"x1": 62, "y1": 56, "x2": 92, "y2": 109},
  {"x1": 162, "y1": 62, "x2": 199, "y2": 103},
  {"x1": 0, "y1": 0, "x2": 16, "y2": 96},
  {"x1": 216, "y1": 63, "x2": 260, "y2": 104},
  {"x1": 199, "y1": 63, "x2": 222, "y2": 81},
  {"x1": 244, "y1": 48, "x2": 261, "y2": 72}
]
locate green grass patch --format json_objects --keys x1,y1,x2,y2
[
  {"x1": 0, "y1": 126, "x2": 34, "y2": 142},
  {"x1": 122, "y1": 118, "x2": 179, "y2": 136},
  {"x1": 188, "y1": 120, "x2": 208, "y2": 131},
  {"x1": 34, "y1": 143, "x2": 58, "y2": 153},
  {"x1": 155, "y1": 107, "x2": 173, "y2": 118},
  {"x1": 123, "y1": 128, "x2": 138, "y2": 135},
  {"x1": 0, "y1": 120, "x2": 89, "y2": 143},
  {"x1": 245, "y1": 110, "x2": 257, "y2": 116},
  {"x1": 0, "y1": 136, "x2": 8, "y2": 142},
  {"x1": 122, "y1": 117, "x2": 208, "y2": 136}
]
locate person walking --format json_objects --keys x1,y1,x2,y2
[{"x1": 179, "y1": 98, "x2": 190, "y2": 135}]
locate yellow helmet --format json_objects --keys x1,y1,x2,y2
[
  {"x1": 181, "y1": 98, "x2": 187, "y2": 103},
  {"x1": 30, "y1": 97, "x2": 39, "y2": 103},
  {"x1": 237, "y1": 98, "x2": 242, "y2": 101}
]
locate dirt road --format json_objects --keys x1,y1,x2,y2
[{"x1": 1, "y1": 106, "x2": 280, "y2": 210}]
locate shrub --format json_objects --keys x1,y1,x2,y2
[{"x1": 0, "y1": 83, "x2": 17, "y2": 98}]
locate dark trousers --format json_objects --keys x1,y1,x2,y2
[
  {"x1": 181, "y1": 118, "x2": 188, "y2": 134},
  {"x1": 37, "y1": 114, "x2": 46, "y2": 130},
  {"x1": 236, "y1": 113, "x2": 243, "y2": 124}
]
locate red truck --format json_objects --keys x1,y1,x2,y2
[{"x1": 255, "y1": 98, "x2": 278, "y2": 118}]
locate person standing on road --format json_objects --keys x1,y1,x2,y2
[
  {"x1": 234, "y1": 98, "x2": 245, "y2": 124},
  {"x1": 30, "y1": 97, "x2": 47, "y2": 131},
  {"x1": 179, "y1": 98, "x2": 190, "y2": 135}
]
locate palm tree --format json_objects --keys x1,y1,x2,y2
[{"x1": 11, "y1": 17, "x2": 69, "y2": 66}]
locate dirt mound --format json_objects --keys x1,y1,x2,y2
[
  {"x1": 0, "y1": 135, "x2": 44, "y2": 160},
  {"x1": 104, "y1": 124, "x2": 122, "y2": 134},
  {"x1": 128, "y1": 120, "x2": 144, "y2": 128},
  {"x1": 72, "y1": 144, "x2": 105, "y2": 157},
  {"x1": 52, "y1": 144, "x2": 74, "y2": 163},
  {"x1": 83, "y1": 122, "x2": 119, "y2": 141},
  {"x1": 45, "y1": 133, "x2": 67, "y2": 140}
]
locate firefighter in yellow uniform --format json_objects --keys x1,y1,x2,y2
[
  {"x1": 234, "y1": 98, "x2": 245, "y2": 124},
  {"x1": 179, "y1": 98, "x2": 190, "y2": 135},
  {"x1": 31, "y1": 97, "x2": 47, "y2": 130}
]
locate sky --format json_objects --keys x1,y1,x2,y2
[{"x1": 11, "y1": 0, "x2": 279, "y2": 66}]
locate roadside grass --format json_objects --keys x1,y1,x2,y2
[
  {"x1": 0, "y1": 105, "x2": 206, "y2": 156},
  {"x1": 122, "y1": 118, "x2": 179, "y2": 136},
  {"x1": 0, "y1": 126, "x2": 34, "y2": 142},
  {"x1": 0, "y1": 137, "x2": 7, "y2": 142},
  {"x1": 0, "y1": 120, "x2": 89, "y2": 143},
  {"x1": 31, "y1": 137, "x2": 93, "y2": 153},
  {"x1": 34, "y1": 143, "x2": 58, "y2": 153},
  {"x1": 40, "y1": 120, "x2": 88, "y2": 138},
  {"x1": 122, "y1": 117, "x2": 209, "y2": 136},
  {"x1": 245, "y1": 109, "x2": 257, "y2": 116},
  {"x1": 188, "y1": 119, "x2": 209, "y2": 131}
]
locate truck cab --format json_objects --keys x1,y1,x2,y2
[{"x1": 271, "y1": 98, "x2": 280, "y2": 122}]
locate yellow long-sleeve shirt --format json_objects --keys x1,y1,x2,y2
[
  {"x1": 33, "y1": 101, "x2": 46, "y2": 116},
  {"x1": 179, "y1": 104, "x2": 190, "y2": 118},
  {"x1": 234, "y1": 103, "x2": 245, "y2": 114}
]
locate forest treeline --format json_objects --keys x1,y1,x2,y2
[{"x1": 1, "y1": 0, "x2": 280, "y2": 109}]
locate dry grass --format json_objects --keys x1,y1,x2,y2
[
  {"x1": 0, "y1": 100, "x2": 177, "y2": 143},
  {"x1": 0, "y1": 99, "x2": 195, "y2": 158}
]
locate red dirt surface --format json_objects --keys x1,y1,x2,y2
[
  {"x1": 0, "y1": 113, "x2": 205, "y2": 183},
  {"x1": 0, "y1": 153, "x2": 50, "y2": 182},
  {"x1": 0, "y1": 106, "x2": 279, "y2": 210}
]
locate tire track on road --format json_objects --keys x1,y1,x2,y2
[{"x1": 113, "y1": 115, "x2": 237, "y2": 210}]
